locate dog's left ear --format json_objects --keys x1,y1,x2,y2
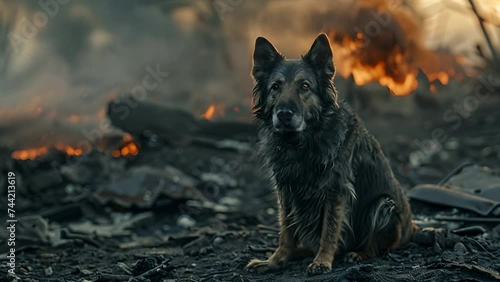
[
  {"x1": 304, "y1": 34, "x2": 335, "y2": 79},
  {"x1": 252, "y1": 37, "x2": 283, "y2": 80}
]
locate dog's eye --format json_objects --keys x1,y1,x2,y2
[
  {"x1": 301, "y1": 83, "x2": 310, "y2": 91},
  {"x1": 271, "y1": 83, "x2": 280, "y2": 91}
]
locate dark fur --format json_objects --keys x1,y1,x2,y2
[{"x1": 246, "y1": 34, "x2": 418, "y2": 275}]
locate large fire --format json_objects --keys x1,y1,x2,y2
[
  {"x1": 330, "y1": 31, "x2": 463, "y2": 95},
  {"x1": 325, "y1": 2, "x2": 464, "y2": 96}
]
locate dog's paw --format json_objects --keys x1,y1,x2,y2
[
  {"x1": 306, "y1": 261, "x2": 331, "y2": 276},
  {"x1": 344, "y1": 252, "x2": 364, "y2": 263},
  {"x1": 246, "y1": 259, "x2": 279, "y2": 273}
]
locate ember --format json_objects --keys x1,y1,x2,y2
[
  {"x1": 11, "y1": 134, "x2": 140, "y2": 160},
  {"x1": 201, "y1": 104, "x2": 225, "y2": 120},
  {"x1": 11, "y1": 146, "x2": 49, "y2": 160},
  {"x1": 111, "y1": 134, "x2": 140, "y2": 158},
  {"x1": 114, "y1": 141, "x2": 140, "y2": 158},
  {"x1": 63, "y1": 146, "x2": 83, "y2": 156}
]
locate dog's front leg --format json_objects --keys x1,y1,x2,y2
[
  {"x1": 246, "y1": 207, "x2": 296, "y2": 273},
  {"x1": 307, "y1": 197, "x2": 344, "y2": 275}
]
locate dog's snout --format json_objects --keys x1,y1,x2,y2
[{"x1": 277, "y1": 109, "x2": 294, "y2": 125}]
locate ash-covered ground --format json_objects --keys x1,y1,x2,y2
[{"x1": 1, "y1": 82, "x2": 500, "y2": 282}]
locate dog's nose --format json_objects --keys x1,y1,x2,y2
[{"x1": 277, "y1": 109, "x2": 294, "y2": 125}]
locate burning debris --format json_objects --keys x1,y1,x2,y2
[
  {"x1": 10, "y1": 135, "x2": 140, "y2": 161},
  {"x1": 200, "y1": 104, "x2": 224, "y2": 120},
  {"x1": 11, "y1": 146, "x2": 49, "y2": 161},
  {"x1": 2, "y1": 92, "x2": 500, "y2": 281}
]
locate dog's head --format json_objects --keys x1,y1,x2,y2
[{"x1": 251, "y1": 33, "x2": 338, "y2": 133}]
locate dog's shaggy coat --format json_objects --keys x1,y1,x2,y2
[{"x1": 246, "y1": 34, "x2": 418, "y2": 275}]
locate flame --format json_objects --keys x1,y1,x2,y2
[
  {"x1": 201, "y1": 105, "x2": 216, "y2": 120},
  {"x1": 65, "y1": 146, "x2": 83, "y2": 156},
  {"x1": 11, "y1": 134, "x2": 140, "y2": 161},
  {"x1": 113, "y1": 141, "x2": 139, "y2": 158},
  {"x1": 11, "y1": 146, "x2": 49, "y2": 161},
  {"x1": 55, "y1": 144, "x2": 85, "y2": 156},
  {"x1": 201, "y1": 104, "x2": 225, "y2": 120},
  {"x1": 11, "y1": 145, "x2": 87, "y2": 160},
  {"x1": 112, "y1": 134, "x2": 140, "y2": 158},
  {"x1": 325, "y1": 3, "x2": 464, "y2": 96}
]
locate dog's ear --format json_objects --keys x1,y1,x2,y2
[
  {"x1": 304, "y1": 33, "x2": 335, "y2": 79},
  {"x1": 252, "y1": 37, "x2": 283, "y2": 79}
]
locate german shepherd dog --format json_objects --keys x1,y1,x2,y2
[{"x1": 246, "y1": 34, "x2": 419, "y2": 275}]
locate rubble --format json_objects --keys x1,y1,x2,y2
[{"x1": 1, "y1": 99, "x2": 499, "y2": 282}]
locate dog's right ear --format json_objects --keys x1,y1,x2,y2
[{"x1": 252, "y1": 37, "x2": 283, "y2": 79}]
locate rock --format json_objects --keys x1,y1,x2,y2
[
  {"x1": 453, "y1": 242, "x2": 468, "y2": 256},
  {"x1": 266, "y1": 208, "x2": 275, "y2": 215},
  {"x1": 94, "y1": 165, "x2": 199, "y2": 209},
  {"x1": 177, "y1": 215, "x2": 196, "y2": 228},
  {"x1": 213, "y1": 236, "x2": 224, "y2": 245},
  {"x1": 492, "y1": 224, "x2": 500, "y2": 239},
  {"x1": 445, "y1": 138, "x2": 460, "y2": 150},
  {"x1": 45, "y1": 267, "x2": 53, "y2": 276},
  {"x1": 26, "y1": 169, "x2": 63, "y2": 192},
  {"x1": 219, "y1": 196, "x2": 240, "y2": 207},
  {"x1": 451, "y1": 226, "x2": 486, "y2": 237}
]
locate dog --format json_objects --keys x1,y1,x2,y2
[{"x1": 246, "y1": 34, "x2": 419, "y2": 275}]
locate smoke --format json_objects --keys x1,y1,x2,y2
[
  {"x1": 0, "y1": 0, "x2": 495, "y2": 149},
  {"x1": 0, "y1": 0, "x2": 244, "y2": 149}
]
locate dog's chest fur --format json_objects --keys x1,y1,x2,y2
[{"x1": 258, "y1": 109, "x2": 356, "y2": 250}]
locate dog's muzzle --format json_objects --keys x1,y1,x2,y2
[
  {"x1": 273, "y1": 108, "x2": 305, "y2": 132},
  {"x1": 277, "y1": 109, "x2": 293, "y2": 126}
]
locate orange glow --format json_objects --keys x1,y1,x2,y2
[
  {"x1": 201, "y1": 104, "x2": 225, "y2": 120},
  {"x1": 68, "y1": 115, "x2": 81, "y2": 123},
  {"x1": 201, "y1": 105, "x2": 216, "y2": 120},
  {"x1": 64, "y1": 146, "x2": 83, "y2": 156},
  {"x1": 11, "y1": 146, "x2": 49, "y2": 160},
  {"x1": 12, "y1": 135, "x2": 140, "y2": 161},
  {"x1": 57, "y1": 144, "x2": 84, "y2": 157},
  {"x1": 429, "y1": 84, "x2": 437, "y2": 93},
  {"x1": 128, "y1": 142, "x2": 138, "y2": 155},
  {"x1": 123, "y1": 134, "x2": 134, "y2": 143},
  {"x1": 97, "y1": 109, "x2": 106, "y2": 119},
  {"x1": 116, "y1": 136, "x2": 140, "y2": 158}
]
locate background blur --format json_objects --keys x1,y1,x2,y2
[{"x1": 1, "y1": 0, "x2": 499, "y2": 151}]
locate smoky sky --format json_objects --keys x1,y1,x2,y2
[{"x1": 0, "y1": 0, "x2": 493, "y2": 149}]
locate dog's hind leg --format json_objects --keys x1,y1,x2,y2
[{"x1": 346, "y1": 197, "x2": 408, "y2": 261}]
